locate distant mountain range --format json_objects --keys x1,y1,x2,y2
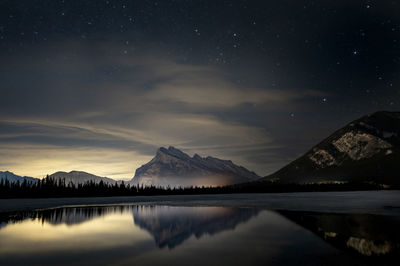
[
  {"x1": 263, "y1": 111, "x2": 400, "y2": 185},
  {"x1": 1, "y1": 147, "x2": 260, "y2": 187},
  {"x1": 2, "y1": 111, "x2": 399, "y2": 188},
  {"x1": 0, "y1": 171, "x2": 38, "y2": 183},
  {"x1": 130, "y1": 146, "x2": 260, "y2": 187},
  {"x1": 0, "y1": 170, "x2": 116, "y2": 185}
]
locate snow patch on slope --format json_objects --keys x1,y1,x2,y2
[
  {"x1": 386, "y1": 149, "x2": 393, "y2": 155},
  {"x1": 332, "y1": 131, "x2": 392, "y2": 160},
  {"x1": 309, "y1": 149, "x2": 337, "y2": 168}
]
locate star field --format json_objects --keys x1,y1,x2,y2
[{"x1": 0, "y1": 0, "x2": 399, "y2": 179}]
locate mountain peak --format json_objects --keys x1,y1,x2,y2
[
  {"x1": 168, "y1": 146, "x2": 179, "y2": 151},
  {"x1": 49, "y1": 171, "x2": 116, "y2": 184},
  {"x1": 193, "y1": 153, "x2": 202, "y2": 160},
  {"x1": 157, "y1": 146, "x2": 191, "y2": 160},
  {"x1": 265, "y1": 110, "x2": 400, "y2": 185},
  {"x1": 132, "y1": 147, "x2": 260, "y2": 187}
]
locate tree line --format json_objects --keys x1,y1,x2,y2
[{"x1": 0, "y1": 175, "x2": 394, "y2": 199}]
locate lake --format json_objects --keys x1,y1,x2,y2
[{"x1": 0, "y1": 203, "x2": 399, "y2": 265}]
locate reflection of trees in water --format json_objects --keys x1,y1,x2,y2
[
  {"x1": 36, "y1": 206, "x2": 132, "y2": 225},
  {"x1": 278, "y1": 210, "x2": 400, "y2": 258},
  {"x1": 0, "y1": 206, "x2": 134, "y2": 227},
  {"x1": 0, "y1": 222, "x2": 7, "y2": 230},
  {"x1": 2, "y1": 204, "x2": 399, "y2": 259},
  {"x1": 0, "y1": 205, "x2": 260, "y2": 248},
  {"x1": 132, "y1": 206, "x2": 260, "y2": 248}
]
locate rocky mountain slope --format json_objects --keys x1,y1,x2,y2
[
  {"x1": 49, "y1": 171, "x2": 117, "y2": 185},
  {"x1": 130, "y1": 146, "x2": 260, "y2": 187},
  {"x1": 264, "y1": 111, "x2": 400, "y2": 185}
]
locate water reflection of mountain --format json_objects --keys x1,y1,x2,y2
[
  {"x1": 0, "y1": 205, "x2": 260, "y2": 244},
  {"x1": 278, "y1": 210, "x2": 400, "y2": 258},
  {"x1": 132, "y1": 206, "x2": 260, "y2": 249}
]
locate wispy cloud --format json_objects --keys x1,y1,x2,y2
[{"x1": 0, "y1": 40, "x2": 326, "y2": 179}]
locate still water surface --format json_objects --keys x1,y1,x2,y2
[{"x1": 0, "y1": 205, "x2": 398, "y2": 265}]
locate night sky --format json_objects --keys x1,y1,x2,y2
[{"x1": 0, "y1": 0, "x2": 399, "y2": 180}]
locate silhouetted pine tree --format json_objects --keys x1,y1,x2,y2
[{"x1": 0, "y1": 175, "x2": 394, "y2": 199}]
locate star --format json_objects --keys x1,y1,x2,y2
[{"x1": 353, "y1": 50, "x2": 358, "y2": 55}]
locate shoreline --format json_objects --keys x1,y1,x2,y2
[{"x1": 1, "y1": 190, "x2": 400, "y2": 216}]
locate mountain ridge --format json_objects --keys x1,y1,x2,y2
[
  {"x1": 49, "y1": 170, "x2": 117, "y2": 185},
  {"x1": 262, "y1": 111, "x2": 400, "y2": 185},
  {"x1": 0, "y1": 171, "x2": 38, "y2": 183},
  {"x1": 3, "y1": 111, "x2": 398, "y2": 188},
  {"x1": 131, "y1": 146, "x2": 260, "y2": 187}
]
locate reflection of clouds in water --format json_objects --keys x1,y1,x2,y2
[
  {"x1": 0, "y1": 205, "x2": 262, "y2": 260},
  {"x1": 0, "y1": 205, "x2": 261, "y2": 250},
  {"x1": 1, "y1": 205, "x2": 399, "y2": 260},
  {"x1": 0, "y1": 209, "x2": 149, "y2": 255}
]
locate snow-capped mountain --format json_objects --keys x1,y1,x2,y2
[
  {"x1": 264, "y1": 111, "x2": 400, "y2": 185},
  {"x1": 0, "y1": 171, "x2": 38, "y2": 183},
  {"x1": 130, "y1": 146, "x2": 260, "y2": 187},
  {"x1": 49, "y1": 171, "x2": 117, "y2": 185}
]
